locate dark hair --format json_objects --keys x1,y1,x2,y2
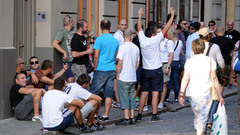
[
  {"x1": 194, "y1": 22, "x2": 201, "y2": 30},
  {"x1": 100, "y1": 20, "x2": 111, "y2": 30},
  {"x1": 145, "y1": 28, "x2": 155, "y2": 38},
  {"x1": 54, "y1": 77, "x2": 65, "y2": 90},
  {"x1": 14, "y1": 73, "x2": 26, "y2": 83},
  {"x1": 167, "y1": 13, "x2": 176, "y2": 22},
  {"x1": 176, "y1": 24, "x2": 183, "y2": 30},
  {"x1": 178, "y1": 19, "x2": 183, "y2": 25},
  {"x1": 134, "y1": 23, "x2": 144, "y2": 32},
  {"x1": 147, "y1": 21, "x2": 157, "y2": 29},
  {"x1": 29, "y1": 56, "x2": 38, "y2": 64},
  {"x1": 208, "y1": 20, "x2": 216, "y2": 25},
  {"x1": 76, "y1": 74, "x2": 91, "y2": 86},
  {"x1": 41, "y1": 60, "x2": 53, "y2": 70},
  {"x1": 77, "y1": 19, "x2": 87, "y2": 30}
]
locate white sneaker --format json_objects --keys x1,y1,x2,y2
[
  {"x1": 143, "y1": 105, "x2": 148, "y2": 112},
  {"x1": 32, "y1": 115, "x2": 42, "y2": 122},
  {"x1": 158, "y1": 102, "x2": 164, "y2": 109}
]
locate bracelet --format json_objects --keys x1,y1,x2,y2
[
  {"x1": 138, "y1": 16, "x2": 142, "y2": 18},
  {"x1": 179, "y1": 95, "x2": 184, "y2": 98}
]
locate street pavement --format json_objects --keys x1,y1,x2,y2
[{"x1": 0, "y1": 87, "x2": 238, "y2": 135}]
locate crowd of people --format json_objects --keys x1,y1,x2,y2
[{"x1": 10, "y1": 7, "x2": 240, "y2": 135}]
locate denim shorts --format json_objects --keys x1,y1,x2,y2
[
  {"x1": 65, "y1": 62, "x2": 74, "y2": 78},
  {"x1": 118, "y1": 80, "x2": 136, "y2": 110},
  {"x1": 45, "y1": 109, "x2": 74, "y2": 131},
  {"x1": 90, "y1": 70, "x2": 116, "y2": 98},
  {"x1": 135, "y1": 65, "x2": 142, "y2": 90},
  {"x1": 162, "y1": 63, "x2": 171, "y2": 83},
  {"x1": 140, "y1": 67, "x2": 163, "y2": 92}
]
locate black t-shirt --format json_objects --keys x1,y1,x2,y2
[
  {"x1": 71, "y1": 33, "x2": 89, "y2": 65},
  {"x1": 225, "y1": 30, "x2": 240, "y2": 44},
  {"x1": 10, "y1": 84, "x2": 25, "y2": 109},
  {"x1": 210, "y1": 36, "x2": 235, "y2": 65},
  {"x1": 132, "y1": 35, "x2": 142, "y2": 66}
]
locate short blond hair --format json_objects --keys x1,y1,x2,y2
[
  {"x1": 167, "y1": 28, "x2": 176, "y2": 40},
  {"x1": 192, "y1": 39, "x2": 205, "y2": 54}
]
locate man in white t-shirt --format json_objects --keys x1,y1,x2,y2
[
  {"x1": 136, "y1": 7, "x2": 175, "y2": 122},
  {"x1": 115, "y1": 29, "x2": 140, "y2": 125},
  {"x1": 42, "y1": 77, "x2": 93, "y2": 133},
  {"x1": 64, "y1": 74, "x2": 105, "y2": 131}
]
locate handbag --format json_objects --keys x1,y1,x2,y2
[
  {"x1": 86, "y1": 64, "x2": 94, "y2": 73},
  {"x1": 211, "y1": 104, "x2": 228, "y2": 135},
  {"x1": 210, "y1": 57, "x2": 219, "y2": 100}
]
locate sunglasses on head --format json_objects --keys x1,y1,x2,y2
[
  {"x1": 30, "y1": 61, "x2": 39, "y2": 65},
  {"x1": 18, "y1": 62, "x2": 25, "y2": 65}
]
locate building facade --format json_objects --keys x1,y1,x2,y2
[{"x1": 0, "y1": 0, "x2": 239, "y2": 119}]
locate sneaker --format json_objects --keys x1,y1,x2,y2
[
  {"x1": 99, "y1": 116, "x2": 109, "y2": 122},
  {"x1": 136, "y1": 115, "x2": 142, "y2": 123},
  {"x1": 88, "y1": 124, "x2": 97, "y2": 131},
  {"x1": 94, "y1": 115, "x2": 101, "y2": 120},
  {"x1": 143, "y1": 105, "x2": 148, "y2": 111},
  {"x1": 32, "y1": 115, "x2": 42, "y2": 122},
  {"x1": 112, "y1": 101, "x2": 121, "y2": 108},
  {"x1": 158, "y1": 102, "x2": 164, "y2": 109},
  {"x1": 164, "y1": 99, "x2": 172, "y2": 103},
  {"x1": 151, "y1": 115, "x2": 164, "y2": 122},
  {"x1": 129, "y1": 118, "x2": 136, "y2": 125},
  {"x1": 94, "y1": 123, "x2": 106, "y2": 131},
  {"x1": 115, "y1": 119, "x2": 130, "y2": 126},
  {"x1": 175, "y1": 99, "x2": 179, "y2": 102},
  {"x1": 79, "y1": 125, "x2": 94, "y2": 133}
]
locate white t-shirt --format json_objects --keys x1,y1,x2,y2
[
  {"x1": 138, "y1": 31, "x2": 164, "y2": 70},
  {"x1": 42, "y1": 90, "x2": 74, "y2": 128},
  {"x1": 117, "y1": 42, "x2": 140, "y2": 82},
  {"x1": 160, "y1": 38, "x2": 174, "y2": 63},
  {"x1": 173, "y1": 40, "x2": 183, "y2": 61},
  {"x1": 64, "y1": 82, "x2": 92, "y2": 100},
  {"x1": 114, "y1": 30, "x2": 124, "y2": 46},
  {"x1": 184, "y1": 54, "x2": 216, "y2": 97}
]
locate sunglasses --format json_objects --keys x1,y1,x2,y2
[
  {"x1": 30, "y1": 61, "x2": 39, "y2": 65},
  {"x1": 182, "y1": 23, "x2": 187, "y2": 25},
  {"x1": 90, "y1": 42, "x2": 94, "y2": 44},
  {"x1": 208, "y1": 24, "x2": 214, "y2": 27},
  {"x1": 189, "y1": 28, "x2": 195, "y2": 30}
]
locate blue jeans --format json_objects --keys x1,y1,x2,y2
[
  {"x1": 135, "y1": 65, "x2": 142, "y2": 90},
  {"x1": 166, "y1": 61, "x2": 180, "y2": 100},
  {"x1": 90, "y1": 70, "x2": 116, "y2": 98},
  {"x1": 118, "y1": 80, "x2": 136, "y2": 110},
  {"x1": 207, "y1": 100, "x2": 219, "y2": 123}
]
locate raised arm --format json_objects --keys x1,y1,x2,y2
[{"x1": 162, "y1": 8, "x2": 175, "y2": 36}]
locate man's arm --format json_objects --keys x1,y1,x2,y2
[
  {"x1": 40, "y1": 76, "x2": 54, "y2": 85},
  {"x1": 19, "y1": 87, "x2": 46, "y2": 95},
  {"x1": 93, "y1": 49, "x2": 100, "y2": 70},
  {"x1": 161, "y1": 8, "x2": 175, "y2": 36},
  {"x1": 71, "y1": 49, "x2": 93, "y2": 58},
  {"x1": 116, "y1": 59, "x2": 123, "y2": 80},
  {"x1": 53, "y1": 63, "x2": 68, "y2": 79},
  {"x1": 70, "y1": 99, "x2": 85, "y2": 108},
  {"x1": 52, "y1": 40, "x2": 68, "y2": 61},
  {"x1": 26, "y1": 71, "x2": 39, "y2": 84},
  {"x1": 136, "y1": 61, "x2": 140, "y2": 71},
  {"x1": 165, "y1": 52, "x2": 173, "y2": 74}
]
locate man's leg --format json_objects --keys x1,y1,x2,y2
[
  {"x1": 113, "y1": 79, "x2": 120, "y2": 103},
  {"x1": 138, "y1": 92, "x2": 148, "y2": 114},
  {"x1": 86, "y1": 100, "x2": 98, "y2": 126},
  {"x1": 103, "y1": 97, "x2": 113, "y2": 117},
  {"x1": 152, "y1": 91, "x2": 159, "y2": 114},
  {"x1": 69, "y1": 105, "x2": 83, "y2": 125},
  {"x1": 31, "y1": 90, "x2": 41, "y2": 116},
  {"x1": 161, "y1": 84, "x2": 168, "y2": 103}
]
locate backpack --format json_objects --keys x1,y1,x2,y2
[{"x1": 233, "y1": 51, "x2": 240, "y2": 72}]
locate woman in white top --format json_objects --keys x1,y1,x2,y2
[
  {"x1": 179, "y1": 39, "x2": 224, "y2": 135},
  {"x1": 166, "y1": 28, "x2": 183, "y2": 102}
]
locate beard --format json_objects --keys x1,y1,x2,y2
[{"x1": 82, "y1": 30, "x2": 88, "y2": 34}]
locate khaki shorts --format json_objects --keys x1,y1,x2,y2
[
  {"x1": 71, "y1": 63, "x2": 87, "y2": 82},
  {"x1": 162, "y1": 63, "x2": 171, "y2": 83}
]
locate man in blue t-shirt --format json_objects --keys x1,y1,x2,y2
[{"x1": 90, "y1": 20, "x2": 119, "y2": 122}]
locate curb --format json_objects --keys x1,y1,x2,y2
[{"x1": 103, "y1": 90, "x2": 238, "y2": 125}]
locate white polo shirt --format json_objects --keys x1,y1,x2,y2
[
  {"x1": 117, "y1": 42, "x2": 140, "y2": 82},
  {"x1": 138, "y1": 31, "x2": 164, "y2": 70},
  {"x1": 160, "y1": 38, "x2": 174, "y2": 63},
  {"x1": 114, "y1": 30, "x2": 124, "y2": 46}
]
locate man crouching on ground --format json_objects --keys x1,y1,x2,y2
[
  {"x1": 10, "y1": 73, "x2": 46, "y2": 122},
  {"x1": 42, "y1": 77, "x2": 92, "y2": 133},
  {"x1": 64, "y1": 74, "x2": 105, "y2": 131}
]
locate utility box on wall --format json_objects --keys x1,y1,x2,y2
[{"x1": 0, "y1": 47, "x2": 16, "y2": 119}]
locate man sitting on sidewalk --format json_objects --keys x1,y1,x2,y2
[
  {"x1": 115, "y1": 28, "x2": 140, "y2": 125},
  {"x1": 42, "y1": 77, "x2": 92, "y2": 133},
  {"x1": 10, "y1": 73, "x2": 46, "y2": 122},
  {"x1": 28, "y1": 59, "x2": 68, "y2": 90},
  {"x1": 64, "y1": 74, "x2": 105, "y2": 131}
]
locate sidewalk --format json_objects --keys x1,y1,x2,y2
[{"x1": 0, "y1": 87, "x2": 237, "y2": 135}]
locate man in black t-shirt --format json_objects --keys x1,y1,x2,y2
[
  {"x1": 71, "y1": 19, "x2": 93, "y2": 81},
  {"x1": 10, "y1": 73, "x2": 46, "y2": 122},
  {"x1": 225, "y1": 20, "x2": 240, "y2": 44},
  {"x1": 210, "y1": 26, "x2": 235, "y2": 88}
]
